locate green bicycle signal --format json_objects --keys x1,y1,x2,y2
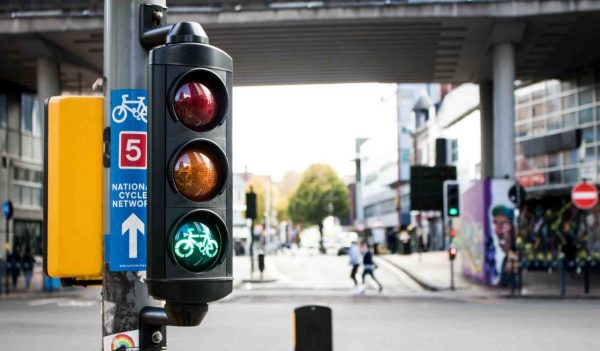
[{"x1": 171, "y1": 214, "x2": 224, "y2": 272}]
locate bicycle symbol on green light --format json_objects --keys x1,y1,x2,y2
[{"x1": 174, "y1": 222, "x2": 219, "y2": 259}]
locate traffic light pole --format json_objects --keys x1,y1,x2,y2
[{"x1": 102, "y1": 0, "x2": 164, "y2": 348}]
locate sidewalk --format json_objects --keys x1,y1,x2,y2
[
  {"x1": 379, "y1": 252, "x2": 600, "y2": 298},
  {"x1": 0, "y1": 266, "x2": 93, "y2": 301},
  {"x1": 378, "y1": 252, "x2": 477, "y2": 292}
]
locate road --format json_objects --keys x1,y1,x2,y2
[{"x1": 0, "y1": 254, "x2": 599, "y2": 350}]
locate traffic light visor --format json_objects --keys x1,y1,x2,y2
[
  {"x1": 171, "y1": 69, "x2": 228, "y2": 132},
  {"x1": 170, "y1": 210, "x2": 227, "y2": 273}
]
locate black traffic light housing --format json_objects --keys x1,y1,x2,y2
[
  {"x1": 444, "y1": 181, "x2": 460, "y2": 217},
  {"x1": 146, "y1": 22, "x2": 233, "y2": 318},
  {"x1": 449, "y1": 247, "x2": 457, "y2": 261}
]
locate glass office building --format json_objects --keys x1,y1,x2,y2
[{"x1": 515, "y1": 68, "x2": 600, "y2": 196}]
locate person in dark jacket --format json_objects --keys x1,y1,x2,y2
[
  {"x1": 21, "y1": 252, "x2": 35, "y2": 289},
  {"x1": 362, "y1": 244, "x2": 383, "y2": 292},
  {"x1": 8, "y1": 251, "x2": 21, "y2": 289}
]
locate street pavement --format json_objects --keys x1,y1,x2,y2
[{"x1": 1, "y1": 252, "x2": 599, "y2": 350}]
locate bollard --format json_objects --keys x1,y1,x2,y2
[
  {"x1": 559, "y1": 257, "x2": 566, "y2": 296},
  {"x1": 584, "y1": 265, "x2": 590, "y2": 294},
  {"x1": 258, "y1": 253, "x2": 265, "y2": 280},
  {"x1": 294, "y1": 305, "x2": 332, "y2": 351}
]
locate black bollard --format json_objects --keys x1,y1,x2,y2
[{"x1": 294, "y1": 305, "x2": 332, "y2": 351}]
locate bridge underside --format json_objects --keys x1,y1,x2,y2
[{"x1": 0, "y1": 1, "x2": 599, "y2": 90}]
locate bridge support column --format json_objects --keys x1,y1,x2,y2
[
  {"x1": 37, "y1": 57, "x2": 61, "y2": 116},
  {"x1": 492, "y1": 43, "x2": 516, "y2": 179},
  {"x1": 479, "y1": 81, "x2": 494, "y2": 180}
]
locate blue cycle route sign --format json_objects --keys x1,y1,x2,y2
[{"x1": 108, "y1": 89, "x2": 148, "y2": 271}]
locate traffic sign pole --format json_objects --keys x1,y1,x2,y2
[{"x1": 102, "y1": 0, "x2": 164, "y2": 348}]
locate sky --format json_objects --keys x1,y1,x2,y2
[{"x1": 232, "y1": 83, "x2": 398, "y2": 182}]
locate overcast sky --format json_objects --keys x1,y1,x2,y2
[{"x1": 232, "y1": 83, "x2": 397, "y2": 181}]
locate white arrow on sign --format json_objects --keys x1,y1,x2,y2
[{"x1": 122, "y1": 213, "x2": 145, "y2": 259}]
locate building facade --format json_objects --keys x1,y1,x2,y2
[
  {"x1": 356, "y1": 84, "x2": 440, "y2": 249},
  {"x1": 0, "y1": 85, "x2": 44, "y2": 259},
  {"x1": 515, "y1": 68, "x2": 600, "y2": 195}
]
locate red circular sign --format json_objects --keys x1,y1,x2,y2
[{"x1": 571, "y1": 182, "x2": 599, "y2": 210}]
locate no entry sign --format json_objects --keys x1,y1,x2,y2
[{"x1": 571, "y1": 182, "x2": 599, "y2": 210}]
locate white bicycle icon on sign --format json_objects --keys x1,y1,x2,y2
[{"x1": 112, "y1": 94, "x2": 147, "y2": 124}]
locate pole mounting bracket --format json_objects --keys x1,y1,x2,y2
[{"x1": 139, "y1": 4, "x2": 172, "y2": 50}]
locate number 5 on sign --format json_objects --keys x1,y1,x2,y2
[{"x1": 119, "y1": 132, "x2": 147, "y2": 169}]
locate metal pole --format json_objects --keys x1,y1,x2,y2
[
  {"x1": 4, "y1": 215, "x2": 8, "y2": 295},
  {"x1": 250, "y1": 218, "x2": 255, "y2": 276},
  {"x1": 4, "y1": 157, "x2": 9, "y2": 295},
  {"x1": 450, "y1": 259, "x2": 455, "y2": 291},
  {"x1": 102, "y1": 0, "x2": 164, "y2": 347},
  {"x1": 559, "y1": 256, "x2": 566, "y2": 296}
]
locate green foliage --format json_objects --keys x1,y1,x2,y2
[{"x1": 288, "y1": 164, "x2": 349, "y2": 227}]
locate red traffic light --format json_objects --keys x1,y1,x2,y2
[
  {"x1": 173, "y1": 81, "x2": 218, "y2": 131},
  {"x1": 170, "y1": 69, "x2": 229, "y2": 132},
  {"x1": 449, "y1": 229, "x2": 457, "y2": 238},
  {"x1": 449, "y1": 247, "x2": 457, "y2": 260}
]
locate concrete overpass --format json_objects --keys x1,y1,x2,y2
[
  {"x1": 1, "y1": 0, "x2": 600, "y2": 179},
  {"x1": 0, "y1": 0, "x2": 599, "y2": 90}
]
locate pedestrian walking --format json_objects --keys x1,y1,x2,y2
[
  {"x1": 8, "y1": 250, "x2": 21, "y2": 290},
  {"x1": 348, "y1": 240, "x2": 361, "y2": 287},
  {"x1": 505, "y1": 244, "x2": 519, "y2": 294},
  {"x1": 22, "y1": 251, "x2": 35, "y2": 289},
  {"x1": 362, "y1": 244, "x2": 383, "y2": 292}
]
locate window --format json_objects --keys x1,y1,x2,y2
[
  {"x1": 21, "y1": 93, "x2": 38, "y2": 134},
  {"x1": 532, "y1": 120, "x2": 546, "y2": 135},
  {"x1": 11, "y1": 166, "x2": 42, "y2": 208},
  {"x1": 517, "y1": 107, "x2": 530, "y2": 122},
  {"x1": 532, "y1": 102, "x2": 547, "y2": 118},
  {"x1": 582, "y1": 127, "x2": 595, "y2": 143},
  {"x1": 450, "y1": 139, "x2": 458, "y2": 163},
  {"x1": 547, "y1": 116, "x2": 561, "y2": 131},
  {"x1": 547, "y1": 98, "x2": 561, "y2": 114},
  {"x1": 548, "y1": 171, "x2": 562, "y2": 185},
  {"x1": 532, "y1": 86, "x2": 546, "y2": 101},
  {"x1": 563, "y1": 150, "x2": 577, "y2": 166},
  {"x1": 580, "y1": 107, "x2": 594, "y2": 124},
  {"x1": 564, "y1": 168, "x2": 579, "y2": 184},
  {"x1": 584, "y1": 146, "x2": 595, "y2": 163},
  {"x1": 563, "y1": 113, "x2": 577, "y2": 128},
  {"x1": 579, "y1": 89, "x2": 594, "y2": 106},
  {"x1": 548, "y1": 153, "x2": 561, "y2": 168},
  {"x1": 562, "y1": 94, "x2": 576, "y2": 109}
]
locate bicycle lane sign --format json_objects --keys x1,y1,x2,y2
[{"x1": 108, "y1": 89, "x2": 148, "y2": 271}]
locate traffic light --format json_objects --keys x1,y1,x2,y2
[
  {"x1": 449, "y1": 247, "x2": 457, "y2": 261},
  {"x1": 443, "y1": 181, "x2": 460, "y2": 217},
  {"x1": 449, "y1": 229, "x2": 457, "y2": 239},
  {"x1": 146, "y1": 22, "x2": 233, "y2": 316}
]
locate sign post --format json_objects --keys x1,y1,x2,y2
[
  {"x1": 571, "y1": 181, "x2": 599, "y2": 210},
  {"x1": 2, "y1": 200, "x2": 11, "y2": 295},
  {"x1": 102, "y1": 1, "x2": 164, "y2": 350}
]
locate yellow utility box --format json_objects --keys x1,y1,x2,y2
[{"x1": 43, "y1": 96, "x2": 103, "y2": 281}]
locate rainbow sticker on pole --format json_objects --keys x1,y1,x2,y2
[
  {"x1": 103, "y1": 330, "x2": 138, "y2": 351},
  {"x1": 112, "y1": 334, "x2": 135, "y2": 350}
]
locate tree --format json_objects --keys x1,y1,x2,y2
[{"x1": 288, "y1": 164, "x2": 349, "y2": 253}]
